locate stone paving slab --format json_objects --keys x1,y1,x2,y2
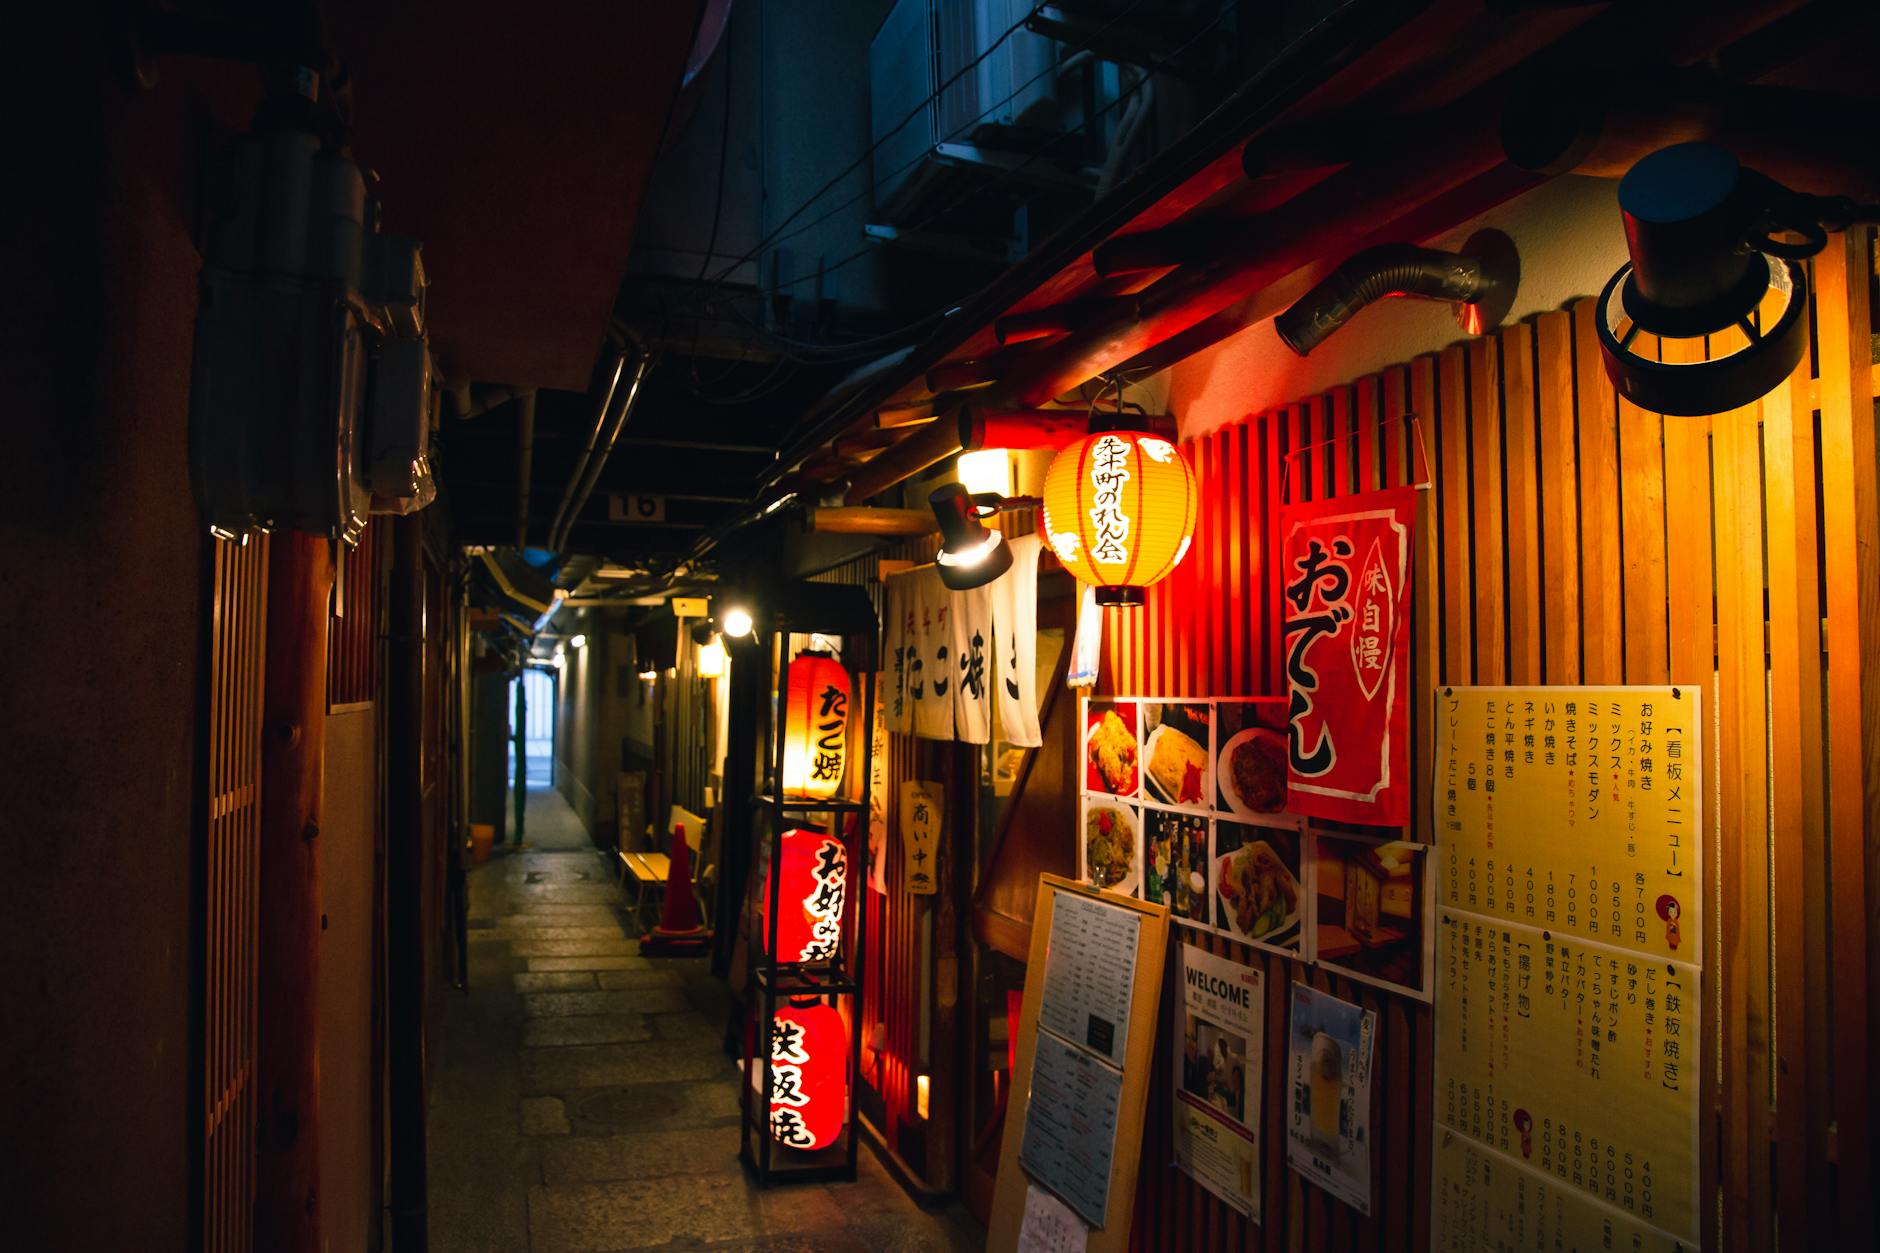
[
  {"x1": 648, "y1": 1011, "x2": 720, "y2": 1042},
  {"x1": 529, "y1": 955, "x2": 654, "y2": 973},
  {"x1": 527, "y1": 1174, "x2": 851, "y2": 1253},
  {"x1": 539, "y1": 1127, "x2": 742, "y2": 1185},
  {"x1": 524, "y1": 989, "x2": 694, "y2": 1018},
  {"x1": 515, "y1": 971, "x2": 599, "y2": 993},
  {"x1": 523, "y1": 1014, "x2": 655, "y2": 1048},
  {"x1": 592, "y1": 968, "x2": 685, "y2": 991},
  {"x1": 520, "y1": 1097, "x2": 572, "y2": 1136},
  {"x1": 522, "y1": 1041, "x2": 732, "y2": 1093},
  {"x1": 562, "y1": 1080, "x2": 743, "y2": 1136},
  {"x1": 511, "y1": 938, "x2": 640, "y2": 959}
]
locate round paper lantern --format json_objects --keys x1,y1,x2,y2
[
  {"x1": 1041, "y1": 430, "x2": 1197, "y2": 607},
  {"x1": 781, "y1": 652, "x2": 850, "y2": 799},
  {"x1": 769, "y1": 999, "x2": 849, "y2": 1151},
  {"x1": 763, "y1": 827, "x2": 848, "y2": 963}
]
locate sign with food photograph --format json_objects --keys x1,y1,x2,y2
[
  {"x1": 1084, "y1": 700, "x2": 1140, "y2": 800},
  {"x1": 1279, "y1": 486, "x2": 1414, "y2": 827},
  {"x1": 1173, "y1": 943, "x2": 1264, "y2": 1220},
  {"x1": 1213, "y1": 698, "x2": 1290, "y2": 818},
  {"x1": 1285, "y1": 983, "x2": 1376, "y2": 1214},
  {"x1": 1080, "y1": 795, "x2": 1142, "y2": 898},
  {"x1": 1141, "y1": 702, "x2": 1213, "y2": 810},
  {"x1": 1214, "y1": 818, "x2": 1306, "y2": 957},
  {"x1": 1143, "y1": 808, "x2": 1209, "y2": 926},
  {"x1": 1311, "y1": 832, "x2": 1432, "y2": 1000}
]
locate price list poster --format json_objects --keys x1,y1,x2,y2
[{"x1": 1430, "y1": 687, "x2": 1703, "y2": 1252}]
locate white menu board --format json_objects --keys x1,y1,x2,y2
[
  {"x1": 1019, "y1": 1030, "x2": 1126, "y2": 1228},
  {"x1": 1039, "y1": 890, "x2": 1142, "y2": 1067}
]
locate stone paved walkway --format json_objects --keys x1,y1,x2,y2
[{"x1": 429, "y1": 789, "x2": 984, "y2": 1252}]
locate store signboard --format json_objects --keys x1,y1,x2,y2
[{"x1": 1278, "y1": 486, "x2": 1415, "y2": 827}]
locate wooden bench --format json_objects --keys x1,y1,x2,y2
[{"x1": 619, "y1": 804, "x2": 707, "y2": 927}]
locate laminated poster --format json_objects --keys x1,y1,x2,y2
[
  {"x1": 1172, "y1": 943, "x2": 1264, "y2": 1220},
  {"x1": 1284, "y1": 983, "x2": 1376, "y2": 1214},
  {"x1": 1431, "y1": 685, "x2": 1704, "y2": 1249}
]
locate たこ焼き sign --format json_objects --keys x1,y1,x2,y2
[{"x1": 1279, "y1": 485, "x2": 1414, "y2": 826}]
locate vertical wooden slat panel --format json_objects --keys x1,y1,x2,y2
[
  {"x1": 1763, "y1": 359, "x2": 1825, "y2": 1249},
  {"x1": 1573, "y1": 298, "x2": 1624, "y2": 684},
  {"x1": 1534, "y1": 310, "x2": 1581, "y2": 684},
  {"x1": 1467, "y1": 336, "x2": 1505, "y2": 684},
  {"x1": 1500, "y1": 322, "x2": 1541, "y2": 686},
  {"x1": 1438, "y1": 345, "x2": 1473, "y2": 683},
  {"x1": 1617, "y1": 342, "x2": 1670, "y2": 685},
  {"x1": 1712, "y1": 381, "x2": 1774, "y2": 1244},
  {"x1": 1657, "y1": 333, "x2": 1720, "y2": 1253},
  {"x1": 1409, "y1": 357, "x2": 1439, "y2": 850},
  {"x1": 1815, "y1": 228, "x2": 1878, "y2": 1243}
]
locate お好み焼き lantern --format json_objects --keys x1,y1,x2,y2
[
  {"x1": 781, "y1": 652, "x2": 850, "y2": 799},
  {"x1": 1042, "y1": 430, "x2": 1197, "y2": 607},
  {"x1": 764, "y1": 827, "x2": 848, "y2": 963},
  {"x1": 769, "y1": 999, "x2": 848, "y2": 1150}
]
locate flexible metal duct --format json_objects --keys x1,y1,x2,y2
[{"x1": 1273, "y1": 229, "x2": 1519, "y2": 356}]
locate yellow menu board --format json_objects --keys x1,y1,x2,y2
[
  {"x1": 1432, "y1": 686, "x2": 1702, "y2": 1251},
  {"x1": 1432, "y1": 1128, "x2": 1687, "y2": 1253}
]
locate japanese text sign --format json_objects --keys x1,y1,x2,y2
[
  {"x1": 1279, "y1": 486, "x2": 1414, "y2": 826},
  {"x1": 900, "y1": 780, "x2": 944, "y2": 895}
]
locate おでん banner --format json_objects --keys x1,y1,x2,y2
[{"x1": 1278, "y1": 485, "x2": 1414, "y2": 827}]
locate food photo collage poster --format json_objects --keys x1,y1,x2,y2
[{"x1": 1079, "y1": 696, "x2": 1435, "y2": 1001}]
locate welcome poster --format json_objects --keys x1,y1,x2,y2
[{"x1": 1171, "y1": 943, "x2": 1263, "y2": 1219}]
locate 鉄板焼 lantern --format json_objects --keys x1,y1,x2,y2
[
  {"x1": 769, "y1": 999, "x2": 848, "y2": 1151},
  {"x1": 1042, "y1": 430, "x2": 1197, "y2": 607},
  {"x1": 763, "y1": 827, "x2": 848, "y2": 963},
  {"x1": 781, "y1": 652, "x2": 851, "y2": 799}
]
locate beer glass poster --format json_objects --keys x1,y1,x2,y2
[
  {"x1": 1285, "y1": 983, "x2": 1376, "y2": 1214},
  {"x1": 1172, "y1": 943, "x2": 1264, "y2": 1219},
  {"x1": 1431, "y1": 686, "x2": 1704, "y2": 1249}
]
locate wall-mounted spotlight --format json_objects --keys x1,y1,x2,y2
[
  {"x1": 638, "y1": 667, "x2": 658, "y2": 682},
  {"x1": 568, "y1": 634, "x2": 587, "y2": 651},
  {"x1": 1598, "y1": 142, "x2": 1879, "y2": 416},
  {"x1": 720, "y1": 606, "x2": 755, "y2": 639},
  {"x1": 930, "y1": 482, "x2": 1013, "y2": 591}
]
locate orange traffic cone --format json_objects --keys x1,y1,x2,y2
[{"x1": 642, "y1": 824, "x2": 711, "y2": 954}]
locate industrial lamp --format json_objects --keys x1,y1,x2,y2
[
  {"x1": 1597, "y1": 142, "x2": 1879, "y2": 416},
  {"x1": 930, "y1": 482, "x2": 1014, "y2": 591}
]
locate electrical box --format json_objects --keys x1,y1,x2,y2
[{"x1": 190, "y1": 121, "x2": 436, "y2": 541}]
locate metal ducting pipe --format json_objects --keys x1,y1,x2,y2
[
  {"x1": 546, "y1": 342, "x2": 652, "y2": 552},
  {"x1": 1274, "y1": 229, "x2": 1521, "y2": 355}
]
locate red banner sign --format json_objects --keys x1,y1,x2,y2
[{"x1": 1280, "y1": 486, "x2": 1415, "y2": 826}]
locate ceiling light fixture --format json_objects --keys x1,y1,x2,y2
[
  {"x1": 720, "y1": 606, "x2": 755, "y2": 639},
  {"x1": 1597, "y1": 142, "x2": 1879, "y2": 416}
]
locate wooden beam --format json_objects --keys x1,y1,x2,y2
[{"x1": 254, "y1": 531, "x2": 331, "y2": 1253}]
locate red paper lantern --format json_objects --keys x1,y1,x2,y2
[
  {"x1": 769, "y1": 999, "x2": 848, "y2": 1150},
  {"x1": 781, "y1": 652, "x2": 850, "y2": 799},
  {"x1": 1041, "y1": 430, "x2": 1197, "y2": 607},
  {"x1": 763, "y1": 827, "x2": 848, "y2": 963}
]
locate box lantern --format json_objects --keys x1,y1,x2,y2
[
  {"x1": 1042, "y1": 430, "x2": 1197, "y2": 607},
  {"x1": 763, "y1": 827, "x2": 848, "y2": 963},
  {"x1": 769, "y1": 999, "x2": 849, "y2": 1151},
  {"x1": 781, "y1": 652, "x2": 850, "y2": 799}
]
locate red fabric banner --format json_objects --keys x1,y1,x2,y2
[{"x1": 1279, "y1": 485, "x2": 1415, "y2": 826}]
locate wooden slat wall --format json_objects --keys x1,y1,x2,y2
[
  {"x1": 1102, "y1": 228, "x2": 1879, "y2": 1251},
  {"x1": 327, "y1": 523, "x2": 383, "y2": 708},
  {"x1": 203, "y1": 533, "x2": 269, "y2": 1253}
]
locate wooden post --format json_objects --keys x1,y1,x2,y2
[
  {"x1": 387, "y1": 515, "x2": 430, "y2": 1251},
  {"x1": 254, "y1": 531, "x2": 331, "y2": 1253}
]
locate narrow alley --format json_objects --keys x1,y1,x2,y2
[{"x1": 429, "y1": 788, "x2": 980, "y2": 1253}]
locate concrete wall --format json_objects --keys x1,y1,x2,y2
[
  {"x1": 0, "y1": 12, "x2": 243, "y2": 1248},
  {"x1": 1170, "y1": 175, "x2": 1631, "y2": 436},
  {"x1": 553, "y1": 610, "x2": 639, "y2": 847}
]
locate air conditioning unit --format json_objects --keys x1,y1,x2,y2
[
  {"x1": 869, "y1": 0, "x2": 1059, "y2": 219},
  {"x1": 190, "y1": 118, "x2": 436, "y2": 542}
]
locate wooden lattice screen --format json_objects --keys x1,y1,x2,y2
[
  {"x1": 201, "y1": 533, "x2": 269, "y2": 1253},
  {"x1": 1104, "y1": 227, "x2": 1879, "y2": 1251},
  {"x1": 327, "y1": 523, "x2": 383, "y2": 708}
]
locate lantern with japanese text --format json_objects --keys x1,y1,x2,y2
[
  {"x1": 768, "y1": 999, "x2": 849, "y2": 1151},
  {"x1": 1041, "y1": 430, "x2": 1197, "y2": 607},
  {"x1": 781, "y1": 652, "x2": 850, "y2": 799},
  {"x1": 762, "y1": 826, "x2": 849, "y2": 963}
]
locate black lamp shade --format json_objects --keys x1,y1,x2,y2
[{"x1": 930, "y1": 482, "x2": 1012, "y2": 591}]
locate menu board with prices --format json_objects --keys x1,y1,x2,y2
[{"x1": 1432, "y1": 686, "x2": 1703, "y2": 1251}]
